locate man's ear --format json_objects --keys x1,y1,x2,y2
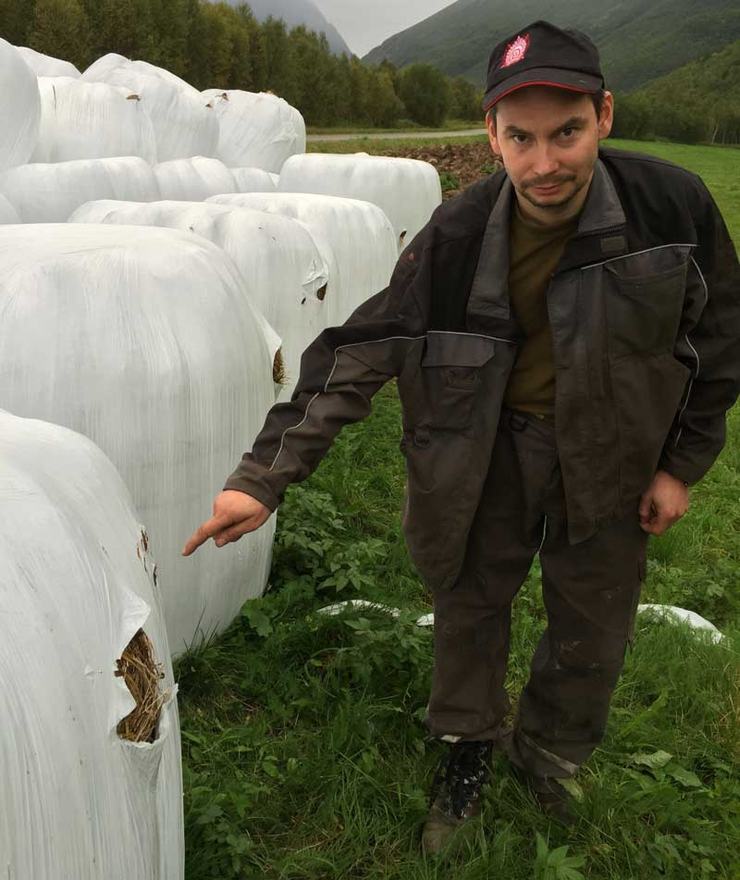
[
  {"x1": 486, "y1": 109, "x2": 501, "y2": 158},
  {"x1": 598, "y1": 91, "x2": 614, "y2": 140}
]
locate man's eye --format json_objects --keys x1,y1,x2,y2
[
  {"x1": 512, "y1": 134, "x2": 529, "y2": 144},
  {"x1": 561, "y1": 127, "x2": 577, "y2": 138}
]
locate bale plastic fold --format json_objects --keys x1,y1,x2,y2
[
  {"x1": 207, "y1": 192, "x2": 397, "y2": 326},
  {"x1": 0, "y1": 224, "x2": 276, "y2": 652},
  {"x1": 0, "y1": 157, "x2": 160, "y2": 221},
  {"x1": 203, "y1": 89, "x2": 305, "y2": 173},
  {"x1": 279, "y1": 152, "x2": 442, "y2": 251},
  {"x1": 0, "y1": 38, "x2": 41, "y2": 172},
  {"x1": 153, "y1": 156, "x2": 237, "y2": 201},
  {"x1": 70, "y1": 199, "x2": 329, "y2": 400},
  {"x1": 83, "y1": 55, "x2": 219, "y2": 161},
  {"x1": 0, "y1": 410, "x2": 183, "y2": 878},
  {"x1": 0, "y1": 194, "x2": 19, "y2": 223},
  {"x1": 33, "y1": 76, "x2": 157, "y2": 163},
  {"x1": 230, "y1": 166, "x2": 279, "y2": 193}
]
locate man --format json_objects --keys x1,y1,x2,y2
[{"x1": 183, "y1": 20, "x2": 740, "y2": 855}]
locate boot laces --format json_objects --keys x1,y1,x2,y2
[{"x1": 429, "y1": 741, "x2": 491, "y2": 818}]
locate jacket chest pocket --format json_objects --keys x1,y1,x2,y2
[
  {"x1": 419, "y1": 331, "x2": 498, "y2": 429},
  {"x1": 602, "y1": 249, "x2": 690, "y2": 358}
]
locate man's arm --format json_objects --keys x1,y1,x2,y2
[
  {"x1": 183, "y1": 241, "x2": 429, "y2": 555},
  {"x1": 658, "y1": 179, "x2": 740, "y2": 485}
]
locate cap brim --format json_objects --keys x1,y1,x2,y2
[{"x1": 482, "y1": 67, "x2": 603, "y2": 112}]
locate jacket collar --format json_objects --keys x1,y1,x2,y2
[{"x1": 466, "y1": 159, "x2": 628, "y2": 324}]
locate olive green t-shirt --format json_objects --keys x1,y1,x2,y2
[{"x1": 503, "y1": 201, "x2": 578, "y2": 418}]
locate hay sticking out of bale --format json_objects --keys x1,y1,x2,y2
[
  {"x1": 273, "y1": 348, "x2": 287, "y2": 385},
  {"x1": 115, "y1": 629, "x2": 166, "y2": 743}
]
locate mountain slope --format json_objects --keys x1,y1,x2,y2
[
  {"x1": 363, "y1": 0, "x2": 740, "y2": 92},
  {"x1": 222, "y1": 0, "x2": 352, "y2": 56}
]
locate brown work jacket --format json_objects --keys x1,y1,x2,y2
[{"x1": 225, "y1": 148, "x2": 740, "y2": 591}]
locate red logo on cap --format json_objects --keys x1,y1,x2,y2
[{"x1": 500, "y1": 33, "x2": 530, "y2": 68}]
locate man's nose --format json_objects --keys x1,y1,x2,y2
[{"x1": 531, "y1": 144, "x2": 559, "y2": 178}]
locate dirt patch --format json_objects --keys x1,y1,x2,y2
[{"x1": 380, "y1": 143, "x2": 502, "y2": 199}]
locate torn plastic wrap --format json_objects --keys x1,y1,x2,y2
[
  {"x1": 278, "y1": 152, "x2": 442, "y2": 251},
  {"x1": 69, "y1": 199, "x2": 329, "y2": 401},
  {"x1": 0, "y1": 224, "x2": 276, "y2": 653},
  {"x1": 203, "y1": 89, "x2": 306, "y2": 173},
  {"x1": 230, "y1": 166, "x2": 279, "y2": 193},
  {"x1": 0, "y1": 157, "x2": 160, "y2": 221},
  {"x1": 0, "y1": 410, "x2": 183, "y2": 879},
  {"x1": 207, "y1": 192, "x2": 397, "y2": 326},
  {"x1": 16, "y1": 44, "x2": 81, "y2": 77},
  {"x1": 32, "y1": 76, "x2": 158, "y2": 163},
  {"x1": 83, "y1": 55, "x2": 219, "y2": 161},
  {"x1": 0, "y1": 38, "x2": 41, "y2": 172},
  {"x1": 153, "y1": 157, "x2": 237, "y2": 201}
]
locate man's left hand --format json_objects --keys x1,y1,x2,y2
[{"x1": 638, "y1": 470, "x2": 690, "y2": 535}]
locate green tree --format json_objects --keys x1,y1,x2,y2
[
  {"x1": 0, "y1": 0, "x2": 34, "y2": 45},
  {"x1": 449, "y1": 75, "x2": 481, "y2": 121},
  {"x1": 398, "y1": 63, "x2": 450, "y2": 127},
  {"x1": 27, "y1": 0, "x2": 91, "y2": 70}
]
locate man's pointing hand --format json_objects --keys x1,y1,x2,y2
[{"x1": 182, "y1": 490, "x2": 272, "y2": 556}]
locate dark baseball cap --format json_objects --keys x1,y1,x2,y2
[{"x1": 482, "y1": 20, "x2": 604, "y2": 112}]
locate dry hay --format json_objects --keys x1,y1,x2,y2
[
  {"x1": 273, "y1": 348, "x2": 287, "y2": 385},
  {"x1": 115, "y1": 629, "x2": 166, "y2": 743}
]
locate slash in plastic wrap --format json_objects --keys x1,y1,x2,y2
[
  {"x1": 278, "y1": 152, "x2": 442, "y2": 251},
  {"x1": 32, "y1": 76, "x2": 157, "y2": 163},
  {"x1": 0, "y1": 38, "x2": 41, "y2": 172},
  {"x1": 0, "y1": 409, "x2": 183, "y2": 878},
  {"x1": 0, "y1": 157, "x2": 160, "y2": 222},
  {"x1": 203, "y1": 89, "x2": 306, "y2": 173},
  {"x1": 70, "y1": 198, "x2": 330, "y2": 401},
  {"x1": 0, "y1": 224, "x2": 276, "y2": 653},
  {"x1": 83, "y1": 55, "x2": 219, "y2": 162},
  {"x1": 153, "y1": 156, "x2": 237, "y2": 201}
]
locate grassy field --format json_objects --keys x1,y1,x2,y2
[{"x1": 177, "y1": 140, "x2": 739, "y2": 879}]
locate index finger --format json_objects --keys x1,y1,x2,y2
[{"x1": 182, "y1": 514, "x2": 230, "y2": 557}]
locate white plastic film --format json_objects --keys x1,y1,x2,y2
[
  {"x1": 207, "y1": 192, "x2": 397, "y2": 326},
  {"x1": 83, "y1": 55, "x2": 219, "y2": 161},
  {"x1": 32, "y1": 76, "x2": 157, "y2": 163},
  {"x1": 16, "y1": 44, "x2": 81, "y2": 77},
  {"x1": 0, "y1": 195, "x2": 19, "y2": 223},
  {"x1": 203, "y1": 89, "x2": 306, "y2": 173},
  {"x1": 278, "y1": 152, "x2": 442, "y2": 251},
  {"x1": 0, "y1": 38, "x2": 41, "y2": 172},
  {"x1": 0, "y1": 224, "x2": 276, "y2": 653},
  {"x1": 230, "y1": 166, "x2": 279, "y2": 193},
  {"x1": 153, "y1": 156, "x2": 237, "y2": 201},
  {"x1": 70, "y1": 199, "x2": 330, "y2": 400},
  {"x1": 0, "y1": 157, "x2": 160, "y2": 222},
  {"x1": 0, "y1": 410, "x2": 183, "y2": 879}
]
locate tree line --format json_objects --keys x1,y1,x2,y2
[{"x1": 0, "y1": 0, "x2": 483, "y2": 127}]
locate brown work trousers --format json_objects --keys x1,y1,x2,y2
[{"x1": 425, "y1": 408, "x2": 648, "y2": 778}]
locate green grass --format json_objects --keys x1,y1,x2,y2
[{"x1": 178, "y1": 145, "x2": 740, "y2": 878}]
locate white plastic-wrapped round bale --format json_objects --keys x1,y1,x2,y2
[
  {"x1": 16, "y1": 44, "x2": 81, "y2": 77},
  {"x1": 0, "y1": 410, "x2": 183, "y2": 879},
  {"x1": 70, "y1": 199, "x2": 330, "y2": 399},
  {"x1": 0, "y1": 157, "x2": 160, "y2": 221},
  {"x1": 154, "y1": 157, "x2": 236, "y2": 201},
  {"x1": 83, "y1": 55, "x2": 218, "y2": 161},
  {"x1": 279, "y1": 152, "x2": 442, "y2": 251},
  {"x1": 0, "y1": 195, "x2": 19, "y2": 223},
  {"x1": 0, "y1": 38, "x2": 41, "y2": 172},
  {"x1": 0, "y1": 224, "x2": 276, "y2": 653},
  {"x1": 32, "y1": 76, "x2": 157, "y2": 163},
  {"x1": 208, "y1": 192, "x2": 397, "y2": 326},
  {"x1": 203, "y1": 89, "x2": 306, "y2": 173},
  {"x1": 230, "y1": 166, "x2": 279, "y2": 193}
]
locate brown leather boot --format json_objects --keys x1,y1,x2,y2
[{"x1": 421, "y1": 740, "x2": 493, "y2": 856}]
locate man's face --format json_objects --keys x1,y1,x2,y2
[{"x1": 487, "y1": 86, "x2": 613, "y2": 223}]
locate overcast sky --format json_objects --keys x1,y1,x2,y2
[{"x1": 313, "y1": 0, "x2": 456, "y2": 57}]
